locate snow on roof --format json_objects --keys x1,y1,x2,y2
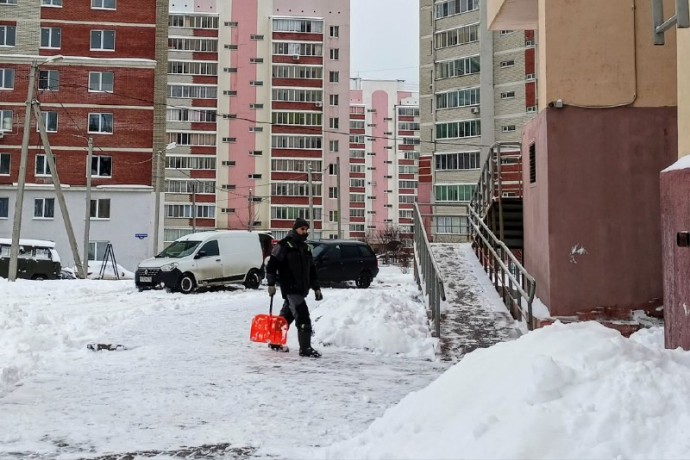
[
  {"x1": 0, "y1": 238, "x2": 56, "y2": 248},
  {"x1": 662, "y1": 154, "x2": 690, "y2": 173}
]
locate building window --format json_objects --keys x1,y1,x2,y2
[
  {"x1": 501, "y1": 125, "x2": 516, "y2": 133},
  {"x1": 250, "y1": 34, "x2": 264, "y2": 40},
  {"x1": 435, "y1": 151, "x2": 480, "y2": 171},
  {"x1": 500, "y1": 91, "x2": 516, "y2": 99},
  {"x1": 91, "y1": 30, "x2": 115, "y2": 51},
  {"x1": 89, "y1": 72, "x2": 114, "y2": 92},
  {"x1": 434, "y1": 184, "x2": 475, "y2": 202},
  {"x1": 526, "y1": 106, "x2": 537, "y2": 113},
  {"x1": 38, "y1": 111, "x2": 58, "y2": 132},
  {"x1": 88, "y1": 113, "x2": 114, "y2": 134},
  {"x1": 329, "y1": 48, "x2": 339, "y2": 60},
  {"x1": 329, "y1": 71, "x2": 339, "y2": 83},
  {"x1": 38, "y1": 70, "x2": 59, "y2": 91},
  {"x1": 272, "y1": 19, "x2": 323, "y2": 33},
  {"x1": 0, "y1": 26, "x2": 16, "y2": 47},
  {"x1": 40, "y1": 27, "x2": 61, "y2": 49},
  {"x1": 500, "y1": 30, "x2": 514, "y2": 35},
  {"x1": 1, "y1": 0, "x2": 18, "y2": 4},
  {"x1": 34, "y1": 198, "x2": 55, "y2": 218},
  {"x1": 329, "y1": 25, "x2": 339, "y2": 37},
  {"x1": 529, "y1": 143, "x2": 536, "y2": 183},
  {"x1": 435, "y1": 120, "x2": 480, "y2": 139},
  {"x1": 0, "y1": 110, "x2": 12, "y2": 132},
  {"x1": 35, "y1": 154, "x2": 53, "y2": 176},
  {"x1": 41, "y1": 0, "x2": 62, "y2": 6},
  {"x1": 0, "y1": 197, "x2": 8, "y2": 218},
  {"x1": 88, "y1": 241, "x2": 110, "y2": 261},
  {"x1": 500, "y1": 59, "x2": 515, "y2": 68},
  {"x1": 91, "y1": 156, "x2": 112, "y2": 177},
  {"x1": 329, "y1": 94, "x2": 339, "y2": 106},
  {"x1": 434, "y1": 23, "x2": 479, "y2": 49},
  {"x1": 0, "y1": 68, "x2": 14, "y2": 89},
  {"x1": 328, "y1": 187, "x2": 338, "y2": 198},
  {"x1": 89, "y1": 198, "x2": 111, "y2": 219},
  {"x1": 0, "y1": 153, "x2": 9, "y2": 175},
  {"x1": 328, "y1": 163, "x2": 337, "y2": 175},
  {"x1": 250, "y1": 80, "x2": 263, "y2": 86},
  {"x1": 329, "y1": 140, "x2": 339, "y2": 152},
  {"x1": 329, "y1": 117, "x2": 339, "y2": 129},
  {"x1": 435, "y1": 55, "x2": 480, "y2": 79},
  {"x1": 434, "y1": 216, "x2": 464, "y2": 234},
  {"x1": 435, "y1": 0, "x2": 479, "y2": 19},
  {"x1": 329, "y1": 210, "x2": 339, "y2": 222},
  {"x1": 168, "y1": 61, "x2": 218, "y2": 76},
  {"x1": 91, "y1": 0, "x2": 116, "y2": 9}
]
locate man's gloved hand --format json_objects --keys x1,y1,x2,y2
[
  {"x1": 314, "y1": 289, "x2": 323, "y2": 301},
  {"x1": 267, "y1": 285, "x2": 276, "y2": 297}
]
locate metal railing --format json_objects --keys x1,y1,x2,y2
[
  {"x1": 471, "y1": 142, "x2": 523, "y2": 222},
  {"x1": 468, "y1": 205, "x2": 537, "y2": 329},
  {"x1": 413, "y1": 202, "x2": 447, "y2": 338}
]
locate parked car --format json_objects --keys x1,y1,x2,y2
[
  {"x1": 0, "y1": 238, "x2": 61, "y2": 280},
  {"x1": 308, "y1": 240, "x2": 379, "y2": 288},
  {"x1": 135, "y1": 231, "x2": 265, "y2": 293}
]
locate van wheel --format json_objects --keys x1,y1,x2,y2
[
  {"x1": 356, "y1": 271, "x2": 372, "y2": 289},
  {"x1": 178, "y1": 273, "x2": 196, "y2": 294},
  {"x1": 32, "y1": 274, "x2": 47, "y2": 281},
  {"x1": 244, "y1": 269, "x2": 261, "y2": 290}
]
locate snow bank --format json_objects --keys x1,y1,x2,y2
[{"x1": 321, "y1": 321, "x2": 690, "y2": 459}]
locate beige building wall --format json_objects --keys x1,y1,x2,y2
[
  {"x1": 536, "y1": 0, "x2": 676, "y2": 109},
  {"x1": 679, "y1": 27, "x2": 690, "y2": 158}
]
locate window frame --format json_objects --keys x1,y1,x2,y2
[
  {"x1": 0, "y1": 110, "x2": 12, "y2": 132},
  {"x1": 41, "y1": 0, "x2": 62, "y2": 6},
  {"x1": 0, "y1": 26, "x2": 16, "y2": 47},
  {"x1": 0, "y1": 68, "x2": 15, "y2": 90},
  {"x1": 38, "y1": 69, "x2": 59, "y2": 91},
  {"x1": 90, "y1": 30, "x2": 116, "y2": 51},
  {"x1": 0, "y1": 152, "x2": 9, "y2": 175},
  {"x1": 0, "y1": 196, "x2": 8, "y2": 219},
  {"x1": 37, "y1": 111, "x2": 58, "y2": 133},
  {"x1": 88, "y1": 113, "x2": 114, "y2": 134},
  {"x1": 40, "y1": 27, "x2": 61, "y2": 49},
  {"x1": 91, "y1": 0, "x2": 116, "y2": 10},
  {"x1": 88, "y1": 71, "x2": 114, "y2": 93},
  {"x1": 33, "y1": 197, "x2": 55, "y2": 219},
  {"x1": 35, "y1": 154, "x2": 53, "y2": 176},
  {"x1": 91, "y1": 155, "x2": 112, "y2": 177},
  {"x1": 90, "y1": 198, "x2": 111, "y2": 219}
]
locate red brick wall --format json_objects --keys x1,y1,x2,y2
[{"x1": 41, "y1": 0, "x2": 156, "y2": 24}]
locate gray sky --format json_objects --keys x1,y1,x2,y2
[{"x1": 350, "y1": 0, "x2": 420, "y2": 90}]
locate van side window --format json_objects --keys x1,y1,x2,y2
[
  {"x1": 340, "y1": 245, "x2": 360, "y2": 259},
  {"x1": 199, "y1": 240, "x2": 219, "y2": 257},
  {"x1": 326, "y1": 246, "x2": 341, "y2": 260}
]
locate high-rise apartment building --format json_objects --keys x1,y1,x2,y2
[
  {"x1": 163, "y1": 0, "x2": 350, "y2": 244},
  {"x1": 419, "y1": 0, "x2": 535, "y2": 237},
  {"x1": 0, "y1": 0, "x2": 168, "y2": 270},
  {"x1": 349, "y1": 78, "x2": 419, "y2": 240}
]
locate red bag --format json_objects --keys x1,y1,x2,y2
[{"x1": 250, "y1": 296, "x2": 288, "y2": 345}]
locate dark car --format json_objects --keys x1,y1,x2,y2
[
  {"x1": 0, "y1": 238, "x2": 62, "y2": 281},
  {"x1": 308, "y1": 240, "x2": 379, "y2": 288}
]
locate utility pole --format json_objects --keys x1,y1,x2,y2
[
  {"x1": 8, "y1": 60, "x2": 38, "y2": 282},
  {"x1": 248, "y1": 189, "x2": 253, "y2": 232},
  {"x1": 191, "y1": 181, "x2": 196, "y2": 233},
  {"x1": 33, "y1": 103, "x2": 84, "y2": 276},
  {"x1": 308, "y1": 164, "x2": 314, "y2": 230},
  {"x1": 82, "y1": 137, "x2": 93, "y2": 279},
  {"x1": 153, "y1": 147, "x2": 162, "y2": 254},
  {"x1": 336, "y1": 156, "x2": 342, "y2": 238}
]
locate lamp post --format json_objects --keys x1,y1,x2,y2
[
  {"x1": 8, "y1": 55, "x2": 63, "y2": 282},
  {"x1": 153, "y1": 142, "x2": 176, "y2": 255}
]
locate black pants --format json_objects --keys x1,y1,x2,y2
[{"x1": 279, "y1": 297, "x2": 311, "y2": 332}]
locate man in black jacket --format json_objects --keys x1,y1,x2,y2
[{"x1": 265, "y1": 217, "x2": 323, "y2": 358}]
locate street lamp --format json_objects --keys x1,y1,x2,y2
[
  {"x1": 153, "y1": 141, "x2": 176, "y2": 255},
  {"x1": 8, "y1": 55, "x2": 64, "y2": 282}
]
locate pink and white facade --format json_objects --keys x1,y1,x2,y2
[
  {"x1": 164, "y1": 0, "x2": 350, "y2": 243},
  {"x1": 349, "y1": 79, "x2": 420, "y2": 240}
]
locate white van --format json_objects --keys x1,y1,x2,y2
[{"x1": 135, "y1": 231, "x2": 264, "y2": 293}]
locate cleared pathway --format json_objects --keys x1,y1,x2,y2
[{"x1": 430, "y1": 243, "x2": 522, "y2": 361}]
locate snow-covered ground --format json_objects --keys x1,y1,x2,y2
[{"x1": 2, "y1": 255, "x2": 688, "y2": 460}]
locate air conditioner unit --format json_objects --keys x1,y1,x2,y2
[
  {"x1": 292, "y1": 54, "x2": 300, "y2": 60},
  {"x1": 315, "y1": 101, "x2": 322, "y2": 107},
  {"x1": 470, "y1": 107, "x2": 480, "y2": 114}
]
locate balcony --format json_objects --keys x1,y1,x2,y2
[{"x1": 487, "y1": 0, "x2": 538, "y2": 31}]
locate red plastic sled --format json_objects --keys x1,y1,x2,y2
[{"x1": 250, "y1": 297, "x2": 288, "y2": 345}]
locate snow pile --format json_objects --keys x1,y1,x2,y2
[{"x1": 321, "y1": 321, "x2": 690, "y2": 460}]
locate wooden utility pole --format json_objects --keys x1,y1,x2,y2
[
  {"x1": 82, "y1": 137, "x2": 93, "y2": 279},
  {"x1": 33, "y1": 103, "x2": 84, "y2": 277}
]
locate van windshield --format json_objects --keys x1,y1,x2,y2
[{"x1": 156, "y1": 241, "x2": 201, "y2": 258}]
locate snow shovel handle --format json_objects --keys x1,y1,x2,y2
[{"x1": 269, "y1": 295, "x2": 274, "y2": 316}]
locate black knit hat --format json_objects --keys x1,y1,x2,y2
[{"x1": 293, "y1": 217, "x2": 310, "y2": 230}]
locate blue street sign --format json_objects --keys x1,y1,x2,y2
[{"x1": 135, "y1": 233, "x2": 148, "y2": 240}]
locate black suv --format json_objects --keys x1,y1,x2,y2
[{"x1": 308, "y1": 240, "x2": 379, "y2": 288}]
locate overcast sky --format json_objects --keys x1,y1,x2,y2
[{"x1": 350, "y1": 0, "x2": 420, "y2": 90}]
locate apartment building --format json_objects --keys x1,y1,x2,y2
[
  {"x1": 163, "y1": 0, "x2": 350, "y2": 244},
  {"x1": 419, "y1": 0, "x2": 535, "y2": 237},
  {"x1": 0, "y1": 0, "x2": 168, "y2": 270},
  {"x1": 349, "y1": 78, "x2": 419, "y2": 240}
]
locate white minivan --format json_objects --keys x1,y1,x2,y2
[{"x1": 135, "y1": 231, "x2": 265, "y2": 293}]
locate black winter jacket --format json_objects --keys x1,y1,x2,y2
[{"x1": 265, "y1": 231, "x2": 319, "y2": 297}]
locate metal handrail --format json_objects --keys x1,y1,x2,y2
[
  {"x1": 413, "y1": 202, "x2": 446, "y2": 338},
  {"x1": 468, "y1": 205, "x2": 537, "y2": 329}
]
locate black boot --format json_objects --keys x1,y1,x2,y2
[
  {"x1": 297, "y1": 326, "x2": 321, "y2": 358},
  {"x1": 268, "y1": 343, "x2": 289, "y2": 352}
]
